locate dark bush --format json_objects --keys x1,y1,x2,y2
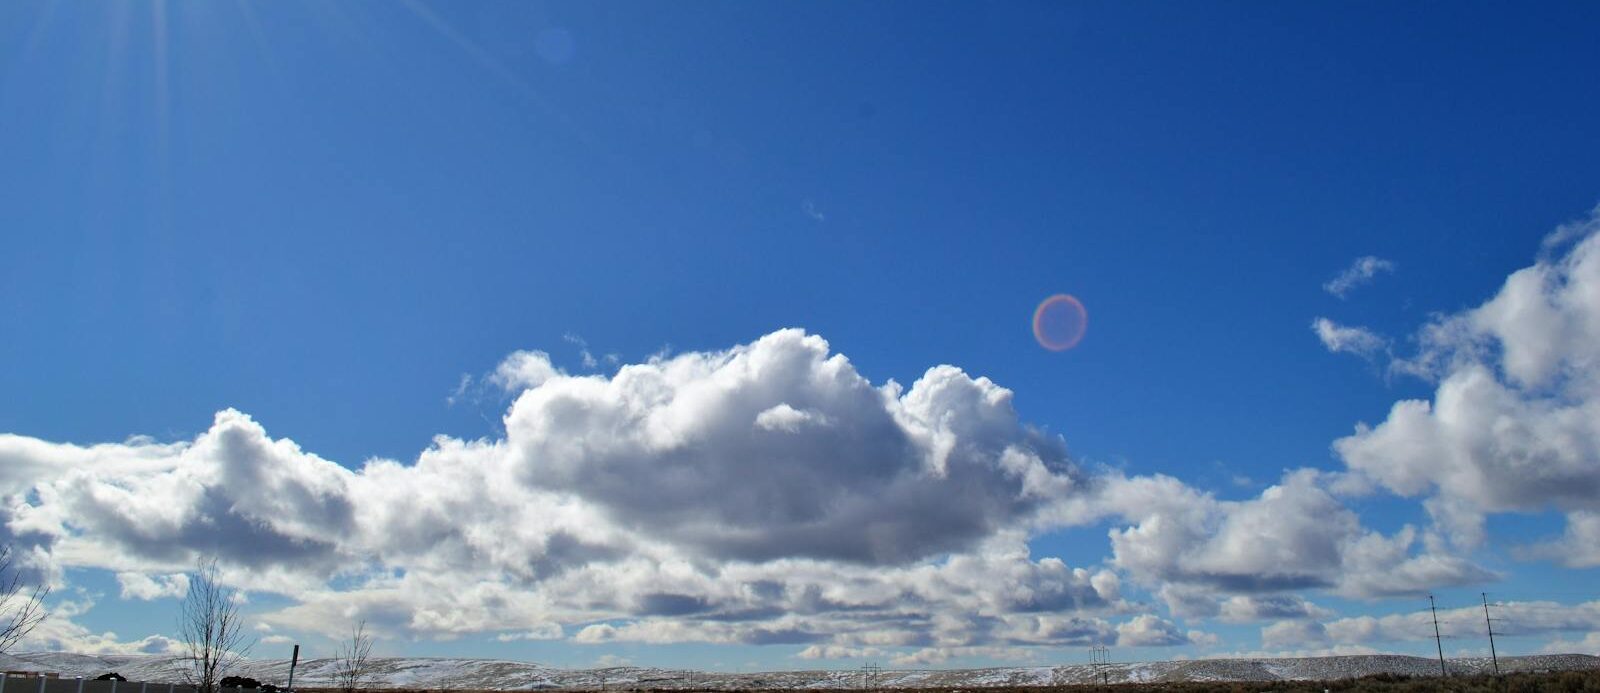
[{"x1": 95, "y1": 674, "x2": 127, "y2": 682}]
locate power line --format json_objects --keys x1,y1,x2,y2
[
  {"x1": 1482, "y1": 592, "x2": 1500, "y2": 676},
  {"x1": 858, "y1": 662, "x2": 880, "y2": 691},
  {"x1": 1429, "y1": 594, "x2": 1447, "y2": 678},
  {"x1": 1090, "y1": 645, "x2": 1110, "y2": 686}
]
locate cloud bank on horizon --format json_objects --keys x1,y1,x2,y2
[{"x1": 5, "y1": 208, "x2": 1600, "y2": 664}]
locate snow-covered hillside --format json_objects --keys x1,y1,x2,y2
[{"x1": 2, "y1": 652, "x2": 1596, "y2": 689}]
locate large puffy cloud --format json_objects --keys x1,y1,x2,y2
[
  {"x1": 0, "y1": 435, "x2": 187, "y2": 580},
  {"x1": 1094, "y1": 471, "x2": 1489, "y2": 602},
  {"x1": 1118, "y1": 207, "x2": 1600, "y2": 637},
  {"x1": 6, "y1": 411, "x2": 358, "y2": 590},
  {"x1": 500, "y1": 330, "x2": 1080, "y2": 564},
  {"x1": 1114, "y1": 470, "x2": 1355, "y2": 592},
  {"x1": 0, "y1": 314, "x2": 1539, "y2": 657},
  {"x1": 1337, "y1": 207, "x2": 1600, "y2": 552},
  {"x1": 2, "y1": 330, "x2": 1153, "y2": 655},
  {"x1": 1339, "y1": 367, "x2": 1600, "y2": 522}
]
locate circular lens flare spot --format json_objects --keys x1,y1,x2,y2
[{"x1": 1033, "y1": 294, "x2": 1088, "y2": 351}]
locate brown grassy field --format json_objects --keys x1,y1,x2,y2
[{"x1": 300, "y1": 668, "x2": 1600, "y2": 693}]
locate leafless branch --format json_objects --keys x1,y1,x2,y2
[
  {"x1": 0, "y1": 545, "x2": 49, "y2": 654},
  {"x1": 334, "y1": 619, "x2": 374, "y2": 693},
  {"x1": 180, "y1": 556, "x2": 255, "y2": 693}
]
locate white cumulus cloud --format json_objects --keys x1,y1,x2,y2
[
  {"x1": 1, "y1": 329, "x2": 1144, "y2": 654},
  {"x1": 16, "y1": 231, "x2": 1600, "y2": 659},
  {"x1": 116, "y1": 572, "x2": 190, "y2": 601},
  {"x1": 1094, "y1": 470, "x2": 1489, "y2": 601},
  {"x1": 1337, "y1": 207, "x2": 1600, "y2": 554}
]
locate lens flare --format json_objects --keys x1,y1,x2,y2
[{"x1": 1033, "y1": 294, "x2": 1088, "y2": 351}]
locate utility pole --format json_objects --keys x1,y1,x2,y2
[
  {"x1": 858, "y1": 663, "x2": 880, "y2": 691},
  {"x1": 1482, "y1": 593, "x2": 1500, "y2": 676},
  {"x1": 1430, "y1": 594, "x2": 1447, "y2": 678},
  {"x1": 1090, "y1": 645, "x2": 1110, "y2": 685}
]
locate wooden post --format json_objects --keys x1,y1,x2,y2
[{"x1": 286, "y1": 644, "x2": 299, "y2": 693}]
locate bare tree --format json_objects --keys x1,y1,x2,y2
[
  {"x1": 1, "y1": 545, "x2": 49, "y2": 653},
  {"x1": 180, "y1": 557, "x2": 254, "y2": 693},
  {"x1": 333, "y1": 619, "x2": 373, "y2": 693}
]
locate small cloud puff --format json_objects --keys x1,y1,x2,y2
[
  {"x1": 1312, "y1": 318, "x2": 1389, "y2": 359},
  {"x1": 754, "y1": 404, "x2": 830, "y2": 433},
  {"x1": 116, "y1": 572, "x2": 190, "y2": 601},
  {"x1": 1324, "y1": 256, "x2": 1396, "y2": 298}
]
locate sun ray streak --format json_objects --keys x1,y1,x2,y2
[
  {"x1": 392, "y1": 0, "x2": 603, "y2": 152},
  {"x1": 150, "y1": 0, "x2": 171, "y2": 180},
  {"x1": 233, "y1": 0, "x2": 287, "y2": 90},
  {"x1": 396, "y1": 0, "x2": 532, "y2": 91}
]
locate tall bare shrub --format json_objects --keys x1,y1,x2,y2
[
  {"x1": 334, "y1": 620, "x2": 374, "y2": 693},
  {"x1": 180, "y1": 557, "x2": 254, "y2": 693}
]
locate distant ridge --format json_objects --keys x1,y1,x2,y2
[{"x1": 3, "y1": 652, "x2": 1597, "y2": 689}]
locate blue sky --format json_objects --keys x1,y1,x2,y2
[{"x1": 3, "y1": 0, "x2": 1600, "y2": 673}]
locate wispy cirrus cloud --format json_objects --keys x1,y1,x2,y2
[
  {"x1": 1324, "y1": 256, "x2": 1396, "y2": 298},
  {"x1": 1312, "y1": 317, "x2": 1389, "y2": 359}
]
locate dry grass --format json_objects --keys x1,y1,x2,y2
[{"x1": 301, "y1": 668, "x2": 1600, "y2": 693}]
